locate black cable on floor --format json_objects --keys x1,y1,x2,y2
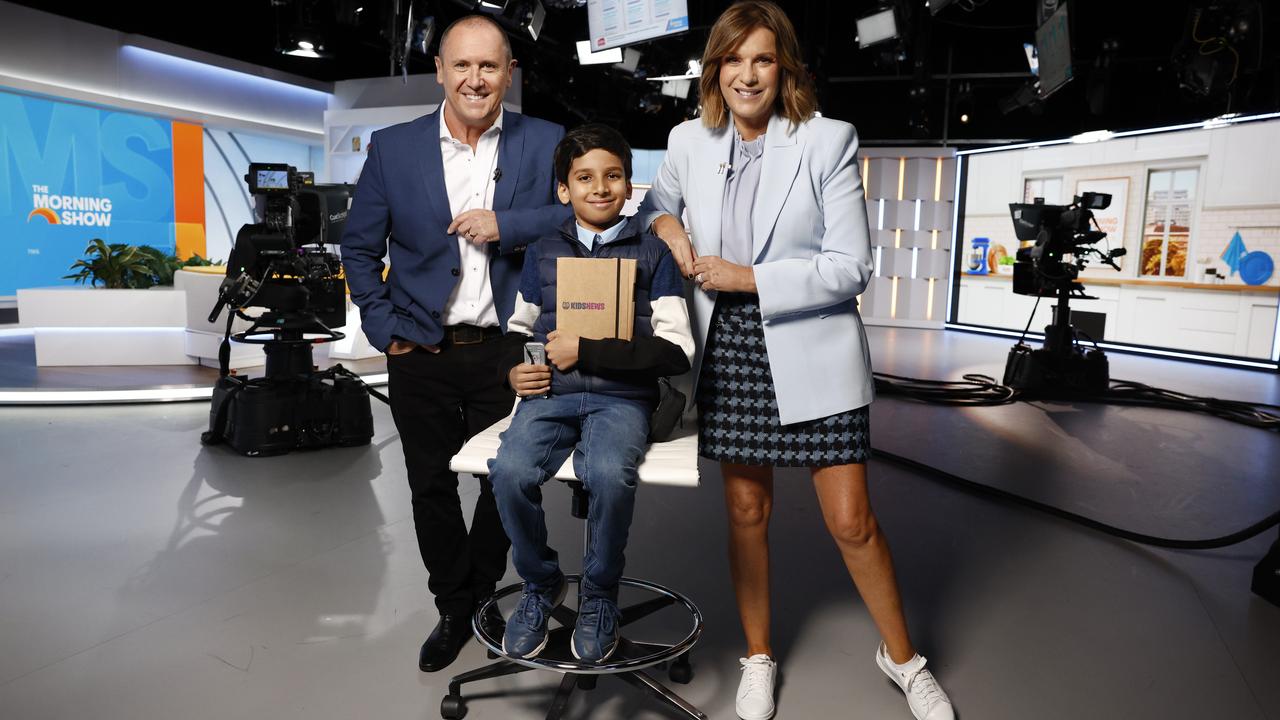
[
  {"x1": 873, "y1": 373, "x2": 1280, "y2": 431},
  {"x1": 1100, "y1": 379, "x2": 1280, "y2": 431},
  {"x1": 873, "y1": 372, "x2": 1019, "y2": 406},
  {"x1": 870, "y1": 371, "x2": 1280, "y2": 548},
  {"x1": 872, "y1": 447, "x2": 1280, "y2": 550}
]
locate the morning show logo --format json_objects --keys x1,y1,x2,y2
[{"x1": 27, "y1": 185, "x2": 113, "y2": 227}]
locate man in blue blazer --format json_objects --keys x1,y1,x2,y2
[{"x1": 341, "y1": 15, "x2": 571, "y2": 673}]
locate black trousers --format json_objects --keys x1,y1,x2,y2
[{"x1": 386, "y1": 335, "x2": 521, "y2": 617}]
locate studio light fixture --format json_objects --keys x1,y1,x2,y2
[
  {"x1": 954, "y1": 81, "x2": 975, "y2": 124},
  {"x1": 576, "y1": 40, "x2": 622, "y2": 65},
  {"x1": 283, "y1": 39, "x2": 323, "y2": 58},
  {"x1": 661, "y1": 79, "x2": 692, "y2": 99},
  {"x1": 855, "y1": 6, "x2": 899, "y2": 50},
  {"x1": 522, "y1": 0, "x2": 545, "y2": 40},
  {"x1": 479, "y1": 0, "x2": 545, "y2": 41}
]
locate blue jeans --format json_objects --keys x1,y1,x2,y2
[{"x1": 489, "y1": 392, "x2": 650, "y2": 601}]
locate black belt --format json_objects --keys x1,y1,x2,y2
[{"x1": 442, "y1": 324, "x2": 503, "y2": 345}]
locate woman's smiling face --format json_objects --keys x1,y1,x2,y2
[{"x1": 718, "y1": 26, "x2": 779, "y2": 137}]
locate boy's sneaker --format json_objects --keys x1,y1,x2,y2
[
  {"x1": 571, "y1": 596, "x2": 621, "y2": 663},
  {"x1": 735, "y1": 654, "x2": 776, "y2": 720},
  {"x1": 875, "y1": 643, "x2": 955, "y2": 720},
  {"x1": 502, "y1": 576, "x2": 567, "y2": 659}
]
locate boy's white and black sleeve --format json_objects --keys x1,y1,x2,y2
[
  {"x1": 577, "y1": 250, "x2": 694, "y2": 378},
  {"x1": 499, "y1": 244, "x2": 544, "y2": 386},
  {"x1": 507, "y1": 243, "x2": 542, "y2": 337}
]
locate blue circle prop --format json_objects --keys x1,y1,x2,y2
[{"x1": 1239, "y1": 251, "x2": 1274, "y2": 286}]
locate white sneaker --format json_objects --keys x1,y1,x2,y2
[
  {"x1": 735, "y1": 654, "x2": 777, "y2": 720},
  {"x1": 875, "y1": 643, "x2": 955, "y2": 720}
]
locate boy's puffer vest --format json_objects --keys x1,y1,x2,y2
[{"x1": 532, "y1": 216, "x2": 667, "y2": 402}]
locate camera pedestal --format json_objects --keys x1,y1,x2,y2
[
  {"x1": 202, "y1": 322, "x2": 374, "y2": 456},
  {"x1": 1003, "y1": 286, "x2": 1110, "y2": 398}
]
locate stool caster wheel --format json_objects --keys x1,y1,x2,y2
[
  {"x1": 668, "y1": 656, "x2": 693, "y2": 684},
  {"x1": 440, "y1": 694, "x2": 466, "y2": 719},
  {"x1": 576, "y1": 674, "x2": 598, "y2": 690}
]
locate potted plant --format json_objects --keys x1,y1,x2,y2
[
  {"x1": 62, "y1": 239, "x2": 152, "y2": 288},
  {"x1": 64, "y1": 239, "x2": 221, "y2": 289}
]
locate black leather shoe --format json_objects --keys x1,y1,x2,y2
[
  {"x1": 478, "y1": 602, "x2": 506, "y2": 642},
  {"x1": 419, "y1": 614, "x2": 472, "y2": 672}
]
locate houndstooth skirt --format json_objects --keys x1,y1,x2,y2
[{"x1": 697, "y1": 293, "x2": 871, "y2": 467}]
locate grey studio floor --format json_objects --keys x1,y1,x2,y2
[{"x1": 1, "y1": 326, "x2": 1278, "y2": 720}]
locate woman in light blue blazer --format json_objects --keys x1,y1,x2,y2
[{"x1": 639, "y1": 3, "x2": 954, "y2": 720}]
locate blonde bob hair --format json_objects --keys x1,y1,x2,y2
[{"x1": 699, "y1": 0, "x2": 818, "y2": 130}]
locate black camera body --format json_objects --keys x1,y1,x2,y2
[
  {"x1": 216, "y1": 164, "x2": 350, "y2": 330},
  {"x1": 1009, "y1": 191, "x2": 1121, "y2": 298},
  {"x1": 202, "y1": 163, "x2": 373, "y2": 456}
]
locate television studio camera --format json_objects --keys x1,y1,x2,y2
[
  {"x1": 1002, "y1": 192, "x2": 1128, "y2": 397},
  {"x1": 200, "y1": 163, "x2": 375, "y2": 456}
]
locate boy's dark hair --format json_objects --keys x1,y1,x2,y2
[{"x1": 553, "y1": 123, "x2": 633, "y2": 185}]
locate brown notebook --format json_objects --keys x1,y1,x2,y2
[{"x1": 555, "y1": 257, "x2": 636, "y2": 341}]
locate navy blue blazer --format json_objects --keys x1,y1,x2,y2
[{"x1": 341, "y1": 107, "x2": 573, "y2": 351}]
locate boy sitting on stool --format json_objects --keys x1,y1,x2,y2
[{"x1": 490, "y1": 124, "x2": 694, "y2": 663}]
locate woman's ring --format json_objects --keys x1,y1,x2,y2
[{"x1": 695, "y1": 273, "x2": 704, "y2": 283}]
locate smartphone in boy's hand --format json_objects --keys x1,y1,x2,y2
[{"x1": 512, "y1": 342, "x2": 550, "y2": 398}]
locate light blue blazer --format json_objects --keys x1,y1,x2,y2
[{"x1": 639, "y1": 113, "x2": 876, "y2": 425}]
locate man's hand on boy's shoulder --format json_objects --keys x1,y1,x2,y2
[
  {"x1": 546, "y1": 330, "x2": 580, "y2": 371},
  {"x1": 510, "y1": 363, "x2": 551, "y2": 397}
]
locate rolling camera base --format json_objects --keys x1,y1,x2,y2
[
  {"x1": 1004, "y1": 342, "x2": 1109, "y2": 398},
  {"x1": 1003, "y1": 288, "x2": 1109, "y2": 398},
  {"x1": 203, "y1": 363, "x2": 374, "y2": 457},
  {"x1": 202, "y1": 328, "x2": 374, "y2": 457}
]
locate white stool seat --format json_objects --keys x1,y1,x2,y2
[{"x1": 449, "y1": 402, "x2": 700, "y2": 487}]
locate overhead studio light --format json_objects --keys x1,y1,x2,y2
[
  {"x1": 661, "y1": 79, "x2": 692, "y2": 99},
  {"x1": 648, "y1": 59, "x2": 700, "y2": 83},
  {"x1": 954, "y1": 82, "x2": 975, "y2": 124},
  {"x1": 855, "y1": 7, "x2": 899, "y2": 49},
  {"x1": 576, "y1": 39, "x2": 622, "y2": 65},
  {"x1": 615, "y1": 47, "x2": 642, "y2": 73},
  {"x1": 522, "y1": 0, "x2": 545, "y2": 40},
  {"x1": 479, "y1": 0, "x2": 545, "y2": 41},
  {"x1": 283, "y1": 40, "x2": 322, "y2": 58}
]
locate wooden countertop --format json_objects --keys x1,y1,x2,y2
[{"x1": 963, "y1": 272, "x2": 1280, "y2": 294}]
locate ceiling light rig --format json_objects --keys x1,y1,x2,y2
[
  {"x1": 274, "y1": 0, "x2": 333, "y2": 60},
  {"x1": 473, "y1": 0, "x2": 546, "y2": 40}
]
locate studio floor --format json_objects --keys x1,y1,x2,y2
[{"x1": 0, "y1": 326, "x2": 1277, "y2": 720}]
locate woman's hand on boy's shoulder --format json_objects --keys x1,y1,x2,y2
[
  {"x1": 546, "y1": 330, "x2": 580, "y2": 371},
  {"x1": 652, "y1": 214, "x2": 697, "y2": 278}
]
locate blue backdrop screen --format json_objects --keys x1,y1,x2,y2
[{"x1": 0, "y1": 90, "x2": 176, "y2": 295}]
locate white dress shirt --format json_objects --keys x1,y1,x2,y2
[{"x1": 439, "y1": 103, "x2": 503, "y2": 327}]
